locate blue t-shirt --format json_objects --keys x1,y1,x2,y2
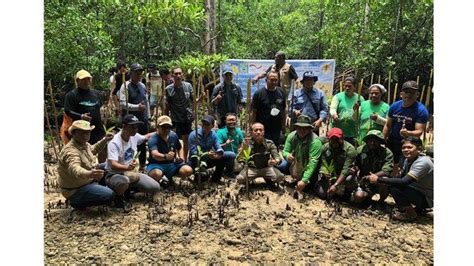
[
  {"x1": 388, "y1": 100, "x2": 429, "y2": 142},
  {"x1": 147, "y1": 131, "x2": 182, "y2": 164}
]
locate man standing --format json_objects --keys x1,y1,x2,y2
[
  {"x1": 64, "y1": 69, "x2": 106, "y2": 162},
  {"x1": 290, "y1": 71, "x2": 328, "y2": 134},
  {"x1": 216, "y1": 113, "x2": 245, "y2": 178},
  {"x1": 188, "y1": 115, "x2": 234, "y2": 183},
  {"x1": 383, "y1": 80, "x2": 429, "y2": 166},
  {"x1": 251, "y1": 72, "x2": 286, "y2": 147},
  {"x1": 316, "y1": 128, "x2": 357, "y2": 200},
  {"x1": 147, "y1": 115, "x2": 193, "y2": 186},
  {"x1": 118, "y1": 63, "x2": 150, "y2": 171},
  {"x1": 236, "y1": 122, "x2": 282, "y2": 187},
  {"x1": 252, "y1": 51, "x2": 298, "y2": 96},
  {"x1": 105, "y1": 114, "x2": 160, "y2": 210},
  {"x1": 164, "y1": 67, "x2": 194, "y2": 159},
  {"x1": 111, "y1": 60, "x2": 130, "y2": 112},
  {"x1": 57, "y1": 120, "x2": 114, "y2": 210},
  {"x1": 277, "y1": 115, "x2": 323, "y2": 192},
  {"x1": 146, "y1": 64, "x2": 163, "y2": 118},
  {"x1": 211, "y1": 67, "x2": 243, "y2": 128}
]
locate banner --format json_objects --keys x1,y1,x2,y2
[{"x1": 220, "y1": 59, "x2": 336, "y2": 101}]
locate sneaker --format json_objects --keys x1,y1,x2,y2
[{"x1": 113, "y1": 196, "x2": 132, "y2": 212}]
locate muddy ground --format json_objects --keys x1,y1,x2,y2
[{"x1": 44, "y1": 158, "x2": 433, "y2": 264}]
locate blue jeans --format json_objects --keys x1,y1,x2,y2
[
  {"x1": 277, "y1": 159, "x2": 289, "y2": 174},
  {"x1": 68, "y1": 183, "x2": 114, "y2": 209}
]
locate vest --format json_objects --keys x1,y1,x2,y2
[{"x1": 271, "y1": 63, "x2": 291, "y2": 95}]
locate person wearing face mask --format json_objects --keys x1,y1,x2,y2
[
  {"x1": 277, "y1": 115, "x2": 323, "y2": 193},
  {"x1": 383, "y1": 81, "x2": 429, "y2": 166},
  {"x1": 352, "y1": 84, "x2": 390, "y2": 140},
  {"x1": 330, "y1": 76, "x2": 364, "y2": 146},
  {"x1": 316, "y1": 128, "x2": 357, "y2": 200},
  {"x1": 349, "y1": 130, "x2": 394, "y2": 208},
  {"x1": 364, "y1": 137, "x2": 433, "y2": 221},
  {"x1": 251, "y1": 71, "x2": 287, "y2": 147}
]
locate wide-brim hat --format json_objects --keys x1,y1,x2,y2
[
  {"x1": 68, "y1": 120, "x2": 95, "y2": 135},
  {"x1": 294, "y1": 115, "x2": 314, "y2": 128}
]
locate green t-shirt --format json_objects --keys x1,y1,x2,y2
[
  {"x1": 332, "y1": 92, "x2": 361, "y2": 138},
  {"x1": 216, "y1": 127, "x2": 244, "y2": 153},
  {"x1": 358, "y1": 100, "x2": 389, "y2": 139}
]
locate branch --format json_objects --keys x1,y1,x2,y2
[{"x1": 201, "y1": 30, "x2": 222, "y2": 49}]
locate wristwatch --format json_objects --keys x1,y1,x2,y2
[{"x1": 163, "y1": 154, "x2": 167, "y2": 160}]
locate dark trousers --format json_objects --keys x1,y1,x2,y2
[
  {"x1": 390, "y1": 185, "x2": 429, "y2": 210},
  {"x1": 189, "y1": 157, "x2": 226, "y2": 182},
  {"x1": 265, "y1": 130, "x2": 282, "y2": 147},
  {"x1": 137, "y1": 120, "x2": 149, "y2": 166}
]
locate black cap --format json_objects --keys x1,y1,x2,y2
[
  {"x1": 122, "y1": 114, "x2": 144, "y2": 125},
  {"x1": 302, "y1": 71, "x2": 318, "y2": 82},
  {"x1": 402, "y1": 80, "x2": 419, "y2": 91},
  {"x1": 147, "y1": 63, "x2": 156, "y2": 69},
  {"x1": 130, "y1": 63, "x2": 144, "y2": 72},
  {"x1": 201, "y1": 115, "x2": 215, "y2": 125}
]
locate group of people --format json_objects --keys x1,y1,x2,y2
[{"x1": 57, "y1": 52, "x2": 433, "y2": 221}]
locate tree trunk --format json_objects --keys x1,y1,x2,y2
[
  {"x1": 318, "y1": 0, "x2": 325, "y2": 58},
  {"x1": 359, "y1": 0, "x2": 370, "y2": 47},
  {"x1": 143, "y1": 20, "x2": 150, "y2": 62},
  {"x1": 392, "y1": 0, "x2": 403, "y2": 55},
  {"x1": 204, "y1": 0, "x2": 216, "y2": 54}
]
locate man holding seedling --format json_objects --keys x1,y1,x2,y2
[
  {"x1": 252, "y1": 51, "x2": 298, "y2": 96},
  {"x1": 236, "y1": 122, "x2": 282, "y2": 187},
  {"x1": 57, "y1": 120, "x2": 114, "y2": 210},
  {"x1": 211, "y1": 67, "x2": 243, "y2": 128},
  {"x1": 64, "y1": 69, "x2": 107, "y2": 162},
  {"x1": 316, "y1": 127, "x2": 357, "y2": 200},
  {"x1": 251, "y1": 71, "x2": 287, "y2": 147},
  {"x1": 105, "y1": 114, "x2": 160, "y2": 210},
  {"x1": 118, "y1": 63, "x2": 150, "y2": 171},
  {"x1": 277, "y1": 115, "x2": 322, "y2": 192},
  {"x1": 147, "y1": 115, "x2": 193, "y2": 186},
  {"x1": 290, "y1": 71, "x2": 328, "y2": 134},
  {"x1": 350, "y1": 130, "x2": 393, "y2": 208},
  {"x1": 188, "y1": 115, "x2": 234, "y2": 183},
  {"x1": 216, "y1": 113, "x2": 245, "y2": 178},
  {"x1": 383, "y1": 80, "x2": 429, "y2": 168}
]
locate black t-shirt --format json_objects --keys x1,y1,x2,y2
[
  {"x1": 251, "y1": 87, "x2": 286, "y2": 131},
  {"x1": 113, "y1": 72, "x2": 130, "y2": 95},
  {"x1": 64, "y1": 88, "x2": 105, "y2": 141}
]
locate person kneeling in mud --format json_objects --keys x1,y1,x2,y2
[
  {"x1": 146, "y1": 115, "x2": 193, "y2": 187},
  {"x1": 235, "y1": 123, "x2": 282, "y2": 188},
  {"x1": 364, "y1": 137, "x2": 433, "y2": 221},
  {"x1": 105, "y1": 115, "x2": 161, "y2": 211},
  {"x1": 316, "y1": 128, "x2": 357, "y2": 200},
  {"x1": 350, "y1": 130, "x2": 393, "y2": 208},
  {"x1": 58, "y1": 120, "x2": 115, "y2": 210},
  {"x1": 277, "y1": 115, "x2": 323, "y2": 192}
]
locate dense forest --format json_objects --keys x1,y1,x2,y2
[{"x1": 45, "y1": 0, "x2": 433, "y2": 93}]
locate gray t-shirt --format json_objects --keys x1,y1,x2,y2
[
  {"x1": 164, "y1": 81, "x2": 193, "y2": 123},
  {"x1": 105, "y1": 130, "x2": 146, "y2": 175},
  {"x1": 403, "y1": 156, "x2": 434, "y2": 207}
]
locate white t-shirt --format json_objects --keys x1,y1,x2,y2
[
  {"x1": 146, "y1": 72, "x2": 162, "y2": 96},
  {"x1": 105, "y1": 130, "x2": 146, "y2": 174}
]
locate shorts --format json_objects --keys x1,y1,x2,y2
[
  {"x1": 147, "y1": 162, "x2": 186, "y2": 179},
  {"x1": 173, "y1": 121, "x2": 193, "y2": 138}
]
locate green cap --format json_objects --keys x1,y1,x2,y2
[
  {"x1": 294, "y1": 115, "x2": 314, "y2": 128},
  {"x1": 363, "y1": 129, "x2": 384, "y2": 142}
]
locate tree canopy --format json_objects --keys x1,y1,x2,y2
[{"x1": 44, "y1": 0, "x2": 433, "y2": 92}]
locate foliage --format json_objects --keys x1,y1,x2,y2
[
  {"x1": 168, "y1": 53, "x2": 228, "y2": 78},
  {"x1": 320, "y1": 159, "x2": 336, "y2": 181}
]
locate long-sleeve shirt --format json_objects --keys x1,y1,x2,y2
[
  {"x1": 188, "y1": 128, "x2": 224, "y2": 160},
  {"x1": 63, "y1": 88, "x2": 105, "y2": 141},
  {"x1": 57, "y1": 138, "x2": 108, "y2": 198},
  {"x1": 355, "y1": 144, "x2": 393, "y2": 177},
  {"x1": 291, "y1": 87, "x2": 328, "y2": 122},
  {"x1": 248, "y1": 138, "x2": 281, "y2": 169},
  {"x1": 320, "y1": 141, "x2": 357, "y2": 177},
  {"x1": 282, "y1": 131, "x2": 322, "y2": 183}
]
